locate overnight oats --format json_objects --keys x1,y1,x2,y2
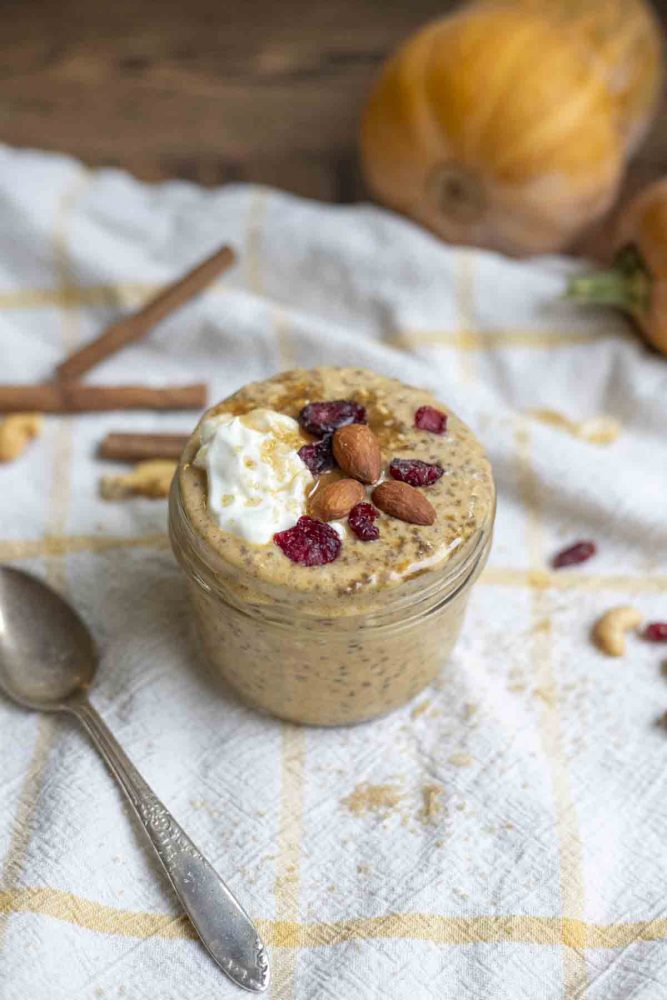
[{"x1": 169, "y1": 367, "x2": 495, "y2": 725}]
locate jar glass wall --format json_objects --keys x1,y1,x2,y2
[{"x1": 169, "y1": 474, "x2": 494, "y2": 726}]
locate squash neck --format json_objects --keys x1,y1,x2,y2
[{"x1": 567, "y1": 245, "x2": 651, "y2": 319}]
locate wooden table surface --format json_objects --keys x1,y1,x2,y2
[{"x1": 3, "y1": 0, "x2": 667, "y2": 256}]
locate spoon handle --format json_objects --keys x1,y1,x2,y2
[{"x1": 70, "y1": 697, "x2": 269, "y2": 993}]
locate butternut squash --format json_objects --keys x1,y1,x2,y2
[
  {"x1": 360, "y1": 3, "x2": 625, "y2": 256},
  {"x1": 569, "y1": 177, "x2": 667, "y2": 356}
]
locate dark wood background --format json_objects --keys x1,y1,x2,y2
[{"x1": 3, "y1": 0, "x2": 667, "y2": 255}]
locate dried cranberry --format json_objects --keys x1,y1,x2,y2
[
  {"x1": 274, "y1": 516, "x2": 341, "y2": 565},
  {"x1": 348, "y1": 502, "x2": 380, "y2": 541},
  {"x1": 415, "y1": 406, "x2": 447, "y2": 435},
  {"x1": 299, "y1": 400, "x2": 366, "y2": 438},
  {"x1": 389, "y1": 458, "x2": 444, "y2": 488},
  {"x1": 551, "y1": 541, "x2": 597, "y2": 569},
  {"x1": 298, "y1": 436, "x2": 335, "y2": 475},
  {"x1": 643, "y1": 623, "x2": 667, "y2": 642}
]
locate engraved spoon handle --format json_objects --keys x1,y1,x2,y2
[{"x1": 69, "y1": 696, "x2": 269, "y2": 993}]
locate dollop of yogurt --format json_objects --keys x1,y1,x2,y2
[{"x1": 194, "y1": 408, "x2": 312, "y2": 544}]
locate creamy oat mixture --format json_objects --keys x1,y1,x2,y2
[{"x1": 178, "y1": 367, "x2": 493, "y2": 605}]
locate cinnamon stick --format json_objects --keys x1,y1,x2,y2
[
  {"x1": 56, "y1": 244, "x2": 236, "y2": 381},
  {"x1": 99, "y1": 432, "x2": 189, "y2": 461},
  {"x1": 0, "y1": 383, "x2": 207, "y2": 413}
]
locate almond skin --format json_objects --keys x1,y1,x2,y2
[
  {"x1": 371, "y1": 480, "x2": 436, "y2": 525},
  {"x1": 310, "y1": 478, "x2": 365, "y2": 521},
  {"x1": 333, "y1": 424, "x2": 382, "y2": 484}
]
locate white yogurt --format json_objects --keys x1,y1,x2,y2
[{"x1": 194, "y1": 408, "x2": 312, "y2": 544}]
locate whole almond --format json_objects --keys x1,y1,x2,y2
[
  {"x1": 310, "y1": 478, "x2": 365, "y2": 521},
  {"x1": 371, "y1": 481, "x2": 436, "y2": 525},
  {"x1": 333, "y1": 424, "x2": 382, "y2": 484}
]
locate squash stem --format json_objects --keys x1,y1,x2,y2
[{"x1": 567, "y1": 245, "x2": 650, "y2": 319}]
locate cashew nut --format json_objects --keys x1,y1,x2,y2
[
  {"x1": 593, "y1": 606, "x2": 643, "y2": 657},
  {"x1": 0, "y1": 413, "x2": 43, "y2": 462},
  {"x1": 100, "y1": 459, "x2": 177, "y2": 500}
]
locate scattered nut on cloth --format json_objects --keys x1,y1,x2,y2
[
  {"x1": 0, "y1": 412, "x2": 43, "y2": 462},
  {"x1": 593, "y1": 605, "x2": 644, "y2": 657},
  {"x1": 100, "y1": 459, "x2": 178, "y2": 500},
  {"x1": 0, "y1": 146, "x2": 666, "y2": 1000}
]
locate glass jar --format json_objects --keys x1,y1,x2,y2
[{"x1": 169, "y1": 474, "x2": 495, "y2": 727}]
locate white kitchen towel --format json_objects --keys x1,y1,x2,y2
[{"x1": 0, "y1": 144, "x2": 666, "y2": 1000}]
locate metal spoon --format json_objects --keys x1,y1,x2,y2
[{"x1": 0, "y1": 566, "x2": 269, "y2": 993}]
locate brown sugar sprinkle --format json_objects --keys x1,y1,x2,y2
[
  {"x1": 342, "y1": 782, "x2": 402, "y2": 816},
  {"x1": 419, "y1": 784, "x2": 444, "y2": 824}
]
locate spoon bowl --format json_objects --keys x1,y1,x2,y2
[
  {"x1": 0, "y1": 565, "x2": 269, "y2": 993},
  {"x1": 0, "y1": 566, "x2": 96, "y2": 710}
]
